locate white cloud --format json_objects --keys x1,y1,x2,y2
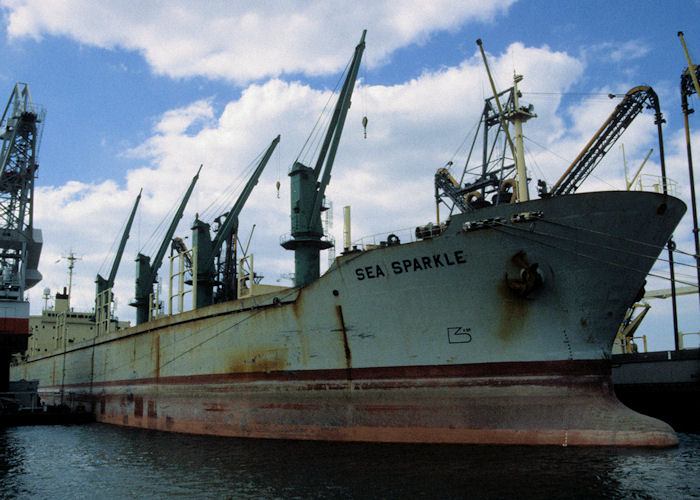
[
  {"x1": 604, "y1": 40, "x2": 651, "y2": 63},
  {"x1": 2, "y1": 0, "x2": 516, "y2": 83}
]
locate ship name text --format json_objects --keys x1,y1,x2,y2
[{"x1": 354, "y1": 250, "x2": 466, "y2": 280}]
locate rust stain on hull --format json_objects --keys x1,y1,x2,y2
[
  {"x1": 335, "y1": 305, "x2": 352, "y2": 379},
  {"x1": 226, "y1": 347, "x2": 289, "y2": 374}
]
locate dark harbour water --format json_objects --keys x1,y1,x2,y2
[{"x1": 0, "y1": 424, "x2": 698, "y2": 499}]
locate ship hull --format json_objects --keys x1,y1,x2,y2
[
  {"x1": 88, "y1": 361, "x2": 673, "y2": 447},
  {"x1": 12, "y1": 191, "x2": 685, "y2": 446}
]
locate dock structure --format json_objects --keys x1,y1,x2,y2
[
  {"x1": 613, "y1": 348, "x2": 700, "y2": 433},
  {"x1": 1, "y1": 380, "x2": 94, "y2": 427}
]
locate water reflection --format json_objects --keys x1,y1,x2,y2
[{"x1": 1, "y1": 424, "x2": 698, "y2": 499}]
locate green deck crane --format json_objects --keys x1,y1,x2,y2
[
  {"x1": 131, "y1": 166, "x2": 201, "y2": 325},
  {"x1": 281, "y1": 30, "x2": 366, "y2": 287},
  {"x1": 192, "y1": 135, "x2": 280, "y2": 308},
  {"x1": 95, "y1": 189, "x2": 141, "y2": 311}
]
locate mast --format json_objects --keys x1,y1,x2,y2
[
  {"x1": 510, "y1": 73, "x2": 534, "y2": 201},
  {"x1": 435, "y1": 49, "x2": 535, "y2": 216},
  {"x1": 475, "y1": 40, "x2": 535, "y2": 202}
]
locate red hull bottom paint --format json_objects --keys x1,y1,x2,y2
[{"x1": 42, "y1": 363, "x2": 678, "y2": 447}]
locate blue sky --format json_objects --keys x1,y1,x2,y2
[{"x1": 1, "y1": 0, "x2": 699, "y2": 351}]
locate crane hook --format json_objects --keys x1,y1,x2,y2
[
  {"x1": 276, "y1": 180, "x2": 281, "y2": 199},
  {"x1": 362, "y1": 116, "x2": 368, "y2": 139}
]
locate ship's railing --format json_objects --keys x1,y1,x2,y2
[
  {"x1": 621, "y1": 331, "x2": 699, "y2": 352},
  {"x1": 631, "y1": 174, "x2": 679, "y2": 196},
  {"x1": 624, "y1": 335, "x2": 648, "y2": 353},
  {"x1": 351, "y1": 227, "x2": 416, "y2": 251},
  {"x1": 148, "y1": 288, "x2": 162, "y2": 322},
  {"x1": 238, "y1": 254, "x2": 254, "y2": 298},
  {"x1": 95, "y1": 288, "x2": 114, "y2": 336},
  {"x1": 278, "y1": 232, "x2": 336, "y2": 248},
  {"x1": 680, "y1": 331, "x2": 700, "y2": 349},
  {"x1": 168, "y1": 245, "x2": 197, "y2": 316},
  {"x1": 55, "y1": 311, "x2": 67, "y2": 350}
]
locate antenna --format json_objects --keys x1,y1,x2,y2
[{"x1": 60, "y1": 251, "x2": 81, "y2": 298}]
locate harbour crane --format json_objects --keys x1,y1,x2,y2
[
  {"x1": 549, "y1": 86, "x2": 664, "y2": 196},
  {"x1": 192, "y1": 135, "x2": 280, "y2": 307},
  {"x1": 131, "y1": 167, "x2": 201, "y2": 325},
  {"x1": 550, "y1": 84, "x2": 682, "y2": 343},
  {"x1": 0, "y1": 83, "x2": 44, "y2": 390},
  {"x1": 679, "y1": 31, "x2": 700, "y2": 309},
  {"x1": 281, "y1": 30, "x2": 366, "y2": 287}
]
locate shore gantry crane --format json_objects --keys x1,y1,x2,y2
[{"x1": 0, "y1": 83, "x2": 44, "y2": 390}]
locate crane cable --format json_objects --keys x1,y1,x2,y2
[{"x1": 295, "y1": 58, "x2": 350, "y2": 168}]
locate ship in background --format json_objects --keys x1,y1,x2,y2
[
  {"x1": 10, "y1": 32, "x2": 690, "y2": 446},
  {"x1": 24, "y1": 283, "x2": 130, "y2": 362}
]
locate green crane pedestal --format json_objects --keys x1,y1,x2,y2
[
  {"x1": 281, "y1": 162, "x2": 333, "y2": 288},
  {"x1": 192, "y1": 218, "x2": 215, "y2": 309},
  {"x1": 130, "y1": 253, "x2": 152, "y2": 325}
]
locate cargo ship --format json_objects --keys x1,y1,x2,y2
[{"x1": 11, "y1": 33, "x2": 686, "y2": 446}]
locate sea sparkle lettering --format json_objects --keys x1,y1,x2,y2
[{"x1": 354, "y1": 250, "x2": 466, "y2": 280}]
